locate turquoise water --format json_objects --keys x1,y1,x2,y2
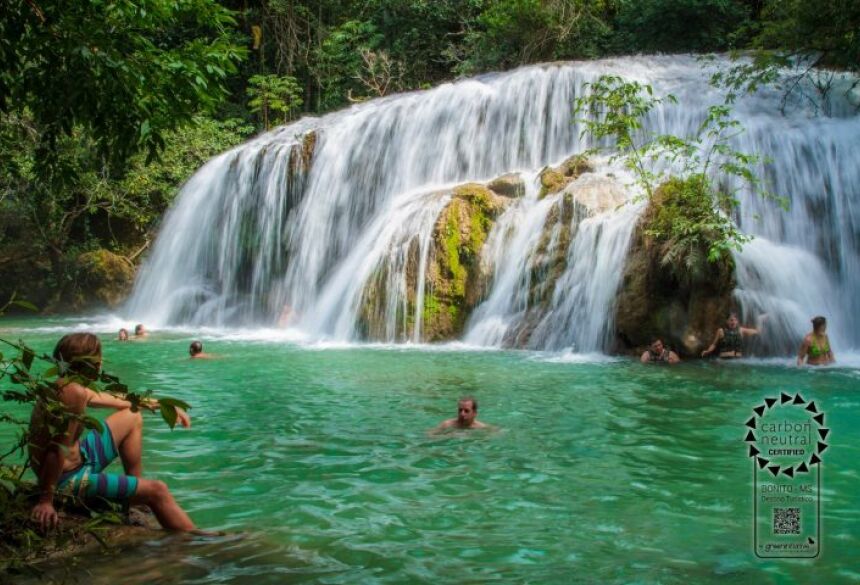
[{"x1": 2, "y1": 317, "x2": 859, "y2": 584}]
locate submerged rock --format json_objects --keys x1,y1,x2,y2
[{"x1": 614, "y1": 179, "x2": 736, "y2": 357}]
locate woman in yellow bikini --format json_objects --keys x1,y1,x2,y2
[{"x1": 797, "y1": 315, "x2": 835, "y2": 366}]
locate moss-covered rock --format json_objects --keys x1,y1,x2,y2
[
  {"x1": 614, "y1": 178, "x2": 736, "y2": 357},
  {"x1": 538, "y1": 153, "x2": 593, "y2": 199},
  {"x1": 74, "y1": 249, "x2": 135, "y2": 309},
  {"x1": 358, "y1": 183, "x2": 509, "y2": 342},
  {"x1": 420, "y1": 184, "x2": 508, "y2": 340}
]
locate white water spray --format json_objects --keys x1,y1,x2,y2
[{"x1": 127, "y1": 55, "x2": 860, "y2": 352}]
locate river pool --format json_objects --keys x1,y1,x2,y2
[{"x1": 2, "y1": 317, "x2": 859, "y2": 584}]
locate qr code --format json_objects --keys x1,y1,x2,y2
[{"x1": 773, "y1": 507, "x2": 800, "y2": 535}]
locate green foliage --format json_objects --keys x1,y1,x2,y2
[
  {"x1": 710, "y1": 0, "x2": 859, "y2": 115},
  {"x1": 0, "y1": 0, "x2": 246, "y2": 172},
  {"x1": 574, "y1": 76, "x2": 782, "y2": 274},
  {"x1": 247, "y1": 74, "x2": 304, "y2": 130},
  {"x1": 0, "y1": 113, "x2": 252, "y2": 309},
  {"x1": 614, "y1": 0, "x2": 751, "y2": 54},
  {"x1": 314, "y1": 20, "x2": 384, "y2": 109},
  {"x1": 456, "y1": 0, "x2": 616, "y2": 74}
]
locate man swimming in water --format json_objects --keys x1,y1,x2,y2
[
  {"x1": 29, "y1": 333, "x2": 195, "y2": 532},
  {"x1": 701, "y1": 312, "x2": 764, "y2": 359},
  {"x1": 134, "y1": 324, "x2": 148, "y2": 338},
  {"x1": 640, "y1": 338, "x2": 681, "y2": 364},
  {"x1": 436, "y1": 397, "x2": 488, "y2": 430},
  {"x1": 188, "y1": 341, "x2": 213, "y2": 359}
]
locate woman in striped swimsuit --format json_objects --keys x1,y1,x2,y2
[{"x1": 29, "y1": 333, "x2": 196, "y2": 532}]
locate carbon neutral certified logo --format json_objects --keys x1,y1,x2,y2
[{"x1": 745, "y1": 392, "x2": 828, "y2": 558}]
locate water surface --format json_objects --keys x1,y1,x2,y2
[{"x1": 2, "y1": 317, "x2": 858, "y2": 584}]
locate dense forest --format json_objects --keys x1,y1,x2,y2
[{"x1": 0, "y1": 0, "x2": 857, "y2": 310}]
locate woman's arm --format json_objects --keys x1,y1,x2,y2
[
  {"x1": 32, "y1": 384, "x2": 87, "y2": 529},
  {"x1": 701, "y1": 329, "x2": 723, "y2": 357},
  {"x1": 85, "y1": 389, "x2": 161, "y2": 412}
]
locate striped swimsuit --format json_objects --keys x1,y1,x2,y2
[{"x1": 58, "y1": 421, "x2": 138, "y2": 501}]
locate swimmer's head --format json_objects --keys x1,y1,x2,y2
[
  {"x1": 811, "y1": 316, "x2": 827, "y2": 334},
  {"x1": 189, "y1": 341, "x2": 203, "y2": 356},
  {"x1": 118, "y1": 328, "x2": 129, "y2": 341},
  {"x1": 53, "y1": 333, "x2": 102, "y2": 380},
  {"x1": 649, "y1": 338, "x2": 665, "y2": 354},
  {"x1": 726, "y1": 313, "x2": 739, "y2": 329},
  {"x1": 134, "y1": 324, "x2": 146, "y2": 336},
  {"x1": 457, "y1": 397, "x2": 478, "y2": 425}
]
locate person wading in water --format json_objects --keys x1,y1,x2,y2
[
  {"x1": 797, "y1": 315, "x2": 835, "y2": 366},
  {"x1": 640, "y1": 338, "x2": 681, "y2": 364},
  {"x1": 701, "y1": 312, "x2": 764, "y2": 359}
]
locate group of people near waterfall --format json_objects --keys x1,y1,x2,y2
[
  {"x1": 27, "y1": 310, "x2": 834, "y2": 534},
  {"x1": 640, "y1": 313, "x2": 835, "y2": 366}
]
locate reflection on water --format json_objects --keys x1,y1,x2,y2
[{"x1": 2, "y1": 320, "x2": 859, "y2": 584}]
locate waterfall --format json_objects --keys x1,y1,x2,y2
[{"x1": 127, "y1": 55, "x2": 860, "y2": 352}]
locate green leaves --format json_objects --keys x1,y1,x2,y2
[
  {"x1": 247, "y1": 75, "x2": 305, "y2": 130},
  {"x1": 0, "y1": 0, "x2": 246, "y2": 175},
  {"x1": 575, "y1": 74, "x2": 781, "y2": 279}
]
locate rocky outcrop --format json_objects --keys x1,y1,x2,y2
[
  {"x1": 614, "y1": 179, "x2": 736, "y2": 357},
  {"x1": 74, "y1": 249, "x2": 136, "y2": 309},
  {"x1": 358, "y1": 181, "x2": 512, "y2": 342},
  {"x1": 538, "y1": 154, "x2": 593, "y2": 199},
  {"x1": 509, "y1": 173, "x2": 624, "y2": 347},
  {"x1": 487, "y1": 173, "x2": 525, "y2": 198},
  {"x1": 419, "y1": 183, "x2": 510, "y2": 340}
]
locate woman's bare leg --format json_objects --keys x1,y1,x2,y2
[
  {"x1": 132, "y1": 478, "x2": 195, "y2": 531},
  {"x1": 106, "y1": 409, "x2": 144, "y2": 477}
]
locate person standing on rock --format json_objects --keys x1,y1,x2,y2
[
  {"x1": 797, "y1": 316, "x2": 835, "y2": 366},
  {"x1": 640, "y1": 338, "x2": 680, "y2": 364},
  {"x1": 701, "y1": 312, "x2": 765, "y2": 359},
  {"x1": 29, "y1": 333, "x2": 196, "y2": 532}
]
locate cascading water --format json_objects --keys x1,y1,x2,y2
[{"x1": 127, "y1": 55, "x2": 860, "y2": 353}]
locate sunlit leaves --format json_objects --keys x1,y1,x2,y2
[{"x1": 575, "y1": 75, "x2": 780, "y2": 276}]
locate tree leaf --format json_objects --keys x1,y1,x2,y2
[{"x1": 160, "y1": 403, "x2": 178, "y2": 429}]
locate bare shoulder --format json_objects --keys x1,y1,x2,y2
[
  {"x1": 57, "y1": 381, "x2": 89, "y2": 408},
  {"x1": 472, "y1": 420, "x2": 489, "y2": 429}
]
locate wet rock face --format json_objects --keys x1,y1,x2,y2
[
  {"x1": 487, "y1": 173, "x2": 525, "y2": 198},
  {"x1": 614, "y1": 181, "x2": 736, "y2": 357},
  {"x1": 539, "y1": 154, "x2": 593, "y2": 199},
  {"x1": 74, "y1": 249, "x2": 136, "y2": 309},
  {"x1": 357, "y1": 182, "x2": 512, "y2": 342},
  {"x1": 419, "y1": 183, "x2": 510, "y2": 341}
]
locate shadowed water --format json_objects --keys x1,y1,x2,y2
[{"x1": 3, "y1": 318, "x2": 859, "y2": 584}]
